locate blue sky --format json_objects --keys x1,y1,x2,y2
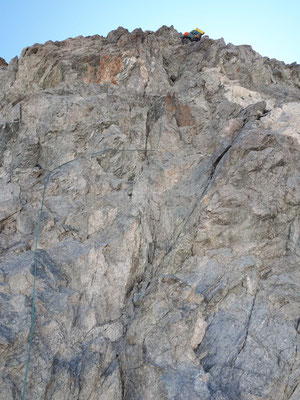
[{"x1": 1, "y1": 0, "x2": 299, "y2": 64}]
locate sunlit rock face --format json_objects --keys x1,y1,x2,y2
[{"x1": 1, "y1": 25, "x2": 300, "y2": 400}]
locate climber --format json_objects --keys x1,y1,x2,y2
[{"x1": 181, "y1": 28, "x2": 205, "y2": 44}]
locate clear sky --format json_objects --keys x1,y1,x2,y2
[{"x1": 1, "y1": 0, "x2": 299, "y2": 65}]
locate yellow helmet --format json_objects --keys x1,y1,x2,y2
[{"x1": 195, "y1": 28, "x2": 205, "y2": 35}]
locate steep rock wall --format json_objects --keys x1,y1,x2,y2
[{"x1": 1, "y1": 26, "x2": 300, "y2": 400}]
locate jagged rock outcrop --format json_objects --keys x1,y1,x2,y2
[
  {"x1": 0, "y1": 57, "x2": 8, "y2": 67},
  {"x1": 1, "y1": 26, "x2": 300, "y2": 400}
]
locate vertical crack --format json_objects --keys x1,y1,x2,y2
[
  {"x1": 144, "y1": 108, "x2": 151, "y2": 158},
  {"x1": 236, "y1": 291, "x2": 257, "y2": 357},
  {"x1": 284, "y1": 327, "x2": 299, "y2": 399},
  {"x1": 119, "y1": 360, "x2": 126, "y2": 400}
]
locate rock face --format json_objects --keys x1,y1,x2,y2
[{"x1": 1, "y1": 26, "x2": 300, "y2": 400}]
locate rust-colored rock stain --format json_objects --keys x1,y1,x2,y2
[
  {"x1": 166, "y1": 93, "x2": 195, "y2": 127},
  {"x1": 83, "y1": 54, "x2": 124, "y2": 85}
]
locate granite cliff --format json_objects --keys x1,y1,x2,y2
[{"x1": 1, "y1": 26, "x2": 300, "y2": 399}]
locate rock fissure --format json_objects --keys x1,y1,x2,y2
[{"x1": 236, "y1": 291, "x2": 258, "y2": 356}]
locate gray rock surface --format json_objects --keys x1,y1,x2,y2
[{"x1": 0, "y1": 25, "x2": 300, "y2": 399}]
